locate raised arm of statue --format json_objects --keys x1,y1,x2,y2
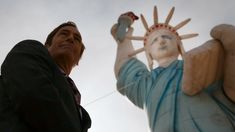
[{"x1": 111, "y1": 12, "x2": 139, "y2": 78}]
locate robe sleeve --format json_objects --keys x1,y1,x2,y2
[{"x1": 117, "y1": 58, "x2": 153, "y2": 109}]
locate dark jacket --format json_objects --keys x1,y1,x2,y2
[{"x1": 0, "y1": 40, "x2": 91, "y2": 132}]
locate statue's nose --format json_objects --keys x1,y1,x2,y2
[{"x1": 159, "y1": 37, "x2": 166, "y2": 45}]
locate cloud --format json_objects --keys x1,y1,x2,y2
[{"x1": 1, "y1": 0, "x2": 235, "y2": 132}]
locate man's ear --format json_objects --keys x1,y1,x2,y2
[{"x1": 44, "y1": 43, "x2": 51, "y2": 48}]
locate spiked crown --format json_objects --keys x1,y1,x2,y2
[{"x1": 126, "y1": 6, "x2": 198, "y2": 69}]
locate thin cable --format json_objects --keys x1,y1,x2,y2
[{"x1": 83, "y1": 81, "x2": 135, "y2": 107}]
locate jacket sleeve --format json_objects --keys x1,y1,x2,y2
[{"x1": 1, "y1": 40, "x2": 82, "y2": 132}]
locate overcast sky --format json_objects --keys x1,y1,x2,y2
[{"x1": 0, "y1": 0, "x2": 235, "y2": 132}]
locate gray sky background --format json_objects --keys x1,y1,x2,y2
[{"x1": 0, "y1": 0, "x2": 234, "y2": 132}]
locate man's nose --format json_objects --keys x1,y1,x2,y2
[{"x1": 66, "y1": 34, "x2": 75, "y2": 43}]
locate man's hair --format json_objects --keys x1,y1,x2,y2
[{"x1": 44, "y1": 21, "x2": 85, "y2": 60}]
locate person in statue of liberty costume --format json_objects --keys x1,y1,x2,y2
[{"x1": 111, "y1": 6, "x2": 235, "y2": 132}]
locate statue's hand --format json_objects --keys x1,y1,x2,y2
[
  {"x1": 211, "y1": 24, "x2": 235, "y2": 53},
  {"x1": 111, "y1": 23, "x2": 119, "y2": 41},
  {"x1": 111, "y1": 11, "x2": 138, "y2": 43},
  {"x1": 182, "y1": 40, "x2": 224, "y2": 96},
  {"x1": 211, "y1": 24, "x2": 235, "y2": 102}
]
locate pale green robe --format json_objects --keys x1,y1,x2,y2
[{"x1": 117, "y1": 58, "x2": 235, "y2": 132}]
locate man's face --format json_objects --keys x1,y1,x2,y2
[
  {"x1": 146, "y1": 29, "x2": 180, "y2": 61},
  {"x1": 48, "y1": 26, "x2": 84, "y2": 66}
]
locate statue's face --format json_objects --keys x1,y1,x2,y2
[{"x1": 145, "y1": 29, "x2": 180, "y2": 61}]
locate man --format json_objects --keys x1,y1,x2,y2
[
  {"x1": 111, "y1": 7, "x2": 235, "y2": 132},
  {"x1": 0, "y1": 21, "x2": 91, "y2": 132}
]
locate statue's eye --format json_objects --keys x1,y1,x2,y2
[
  {"x1": 162, "y1": 35, "x2": 172, "y2": 40},
  {"x1": 151, "y1": 37, "x2": 158, "y2": 45}
]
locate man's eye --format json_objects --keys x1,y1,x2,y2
[
  {"x1": 75, "y1": 38, "x2": 80, "y2": 42},
  {"x1": 60, "y1": 32, "x2": 67, "y2": 36},
  {"x1": 75, "y1": 37, "x2": 81, "y2": 43}
]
